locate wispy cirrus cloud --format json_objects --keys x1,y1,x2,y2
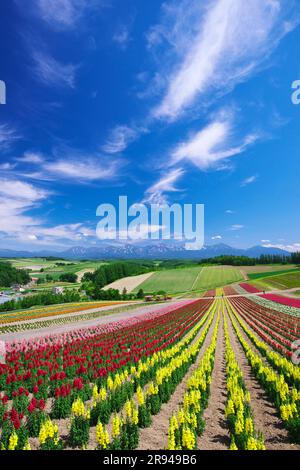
[
  {"x1": 144, "y1": 168, "x2": 184, "y2": 203},
  {"x1": 212, "y1": 235, "x2": 222, "y2": 240},
  {"x1": 113, "y1": 26, "x2": 131, "y2": 49},
  {"x1": 230, "y1": 224, "x2": 244, "y2": 231},
  {"x1": 171, "y1": 110, "x2": 258, "y2": 170},
  {"x1": 18, "y1": 147, "x2": 123, "y2": 183},
  {"x1": 0, "y1": 123, "x2": 20, "y2": 151},
  {"x1": 102, "y1": 125, "x2": 143, "y2": 154},
  {"x1": 32, "y1": 0, "x2": 100, "y2": 29},
  {"x1": 150, "y1": 0, "x2": 299, "y2": 120},
  {"x1": 241, "y1": 175, "x2": 259, "y2": 186},
  {"x1": 32, "y1": 51, "x2": 78, "y2": 88}
]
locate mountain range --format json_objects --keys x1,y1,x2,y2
[{"x1": 0, "y1": 243, "x2": 292, "y2": 260}]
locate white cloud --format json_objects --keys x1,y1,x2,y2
[
  {"x1": 33, "y1": 0, "x2": 99, "y2": 29},
  {"x1": 19, "y1": 152, "x2": 45, "y2": 164},
  {"x1": 0, "y1": 178, "x2": 48, "y2": 234},
  {"x1": 152, "y1": 0, "x2": 298, "y2": 119},
  {"x1": 262, "y1": 243, "x2": 300, "y2": 253},
  {"x1": 32, "y1": 51, "x2": 77, "y2": 88},
  {"x1": 144, "y1": 168, "x2": 184, "y2": 203},
  {"x1": 113, "y1": 26, "x2": 131, "y2": 49},
  {"x1": 230, "y1": 224, "x2": 244, "y2": 231},
  {"x1": 241, "y1": 175, "x2": 259, "y2": 186},
  {"x1": 261, "y1": 239, "x2": 271, "y2": 243},
  {"x1": 212, "y1": 235, "x2": 222, "y2": 240},
  {"x1": 43, "y1": 158, "x2": 119, "y2": 182},
  {"x1": 171, "y1": 111, "x2": 258, "y2": 170},
  {"x1": 0, "y1": 124, "x2": 20, "y2": 151},
  {"x1": 102, "y1": 126, "x2": 140, "y2": 154},
  {"x1": 0, "y1": 162, "x2": 16, "y2": 171},
  {"x1": 19, "y1": 147, "x2": 122, "y2": 183},
  {"x1": 225, "y1": 209, "x2": 235, "y2": 214},
  {"x1": 0, "y1": 176, "x2": 97, "y2": 247}
]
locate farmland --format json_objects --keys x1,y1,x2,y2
[
  {"x1": 132, "y1": 267, "x2": 201, "y2": 294},
  {"x1": 0, "y1": 258, "x2": 105, "y2": 282},
  {"x1": 251, "y1": 271, "x2": 300, "y2": 290},
  {"x1": 1, "y1": 288, "x2": 299, "y2": 451},
  {"x1": 133, "y1": 266, "x2": 243, "y2": 295}
]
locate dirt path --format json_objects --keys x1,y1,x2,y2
[
  {"x1": 137, "y1": 310, "x2": 217, "y2": 450},
  {"x1": 198, "y1": 313, "x2": 230, "y2": 450},
  {"x1": 225, "y1": 307, "x2": 300, "y2": 450}
]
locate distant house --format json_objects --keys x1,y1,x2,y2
[
  {"x1": 12, "y1": 284, "x2": 25, "y2": 293},
  {"x1": 52, "y1": 286, "x2": 64, "y2": 295},
  {"x1": 31, "y1": 278, "x2": 39, "y2": 284},
  {"x1": 145, "y1": 295, "x2": 153, "y2": 302}
]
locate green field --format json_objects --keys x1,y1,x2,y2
[
  {"x1": 0, "y1": 258, "x2": 106, "y2": 280},
  {"x1": 133, "y1": 266, "x2": 243, "y2": 295},
  {"x1": 248, "y1": 267, "x2": 300, "y2": 280},
  {"x1": 191, "y1": 266, "x2": 243, "y2": 291},
  {"x1": 250, "y1": 271, "x2": 300, "y2": 290},
  {"x1": 133, "y1": 267, "x2": 201, "y2": 294}
]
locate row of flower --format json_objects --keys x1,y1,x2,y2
[
  {"x1": 260, "y1": 294, "x2": 300, "y2": 309},
  {"x1": 229, "y1": 297, "x2": 299, "y2": 354},
  {"x1": 226, "y1": 299, "x2": 300, "y2": 443},
  {"x1": 0, "y1": 302, "x2": 120, "y2": 325},
  {"x1": 0, "y1": 299, "x2": 213, "y2": 449},
  {"x1": 3, "y1": 299, "x2": 193, "y2": 348},
  {"x1": 250, "y1": 294, "x2": 300, "y2": 318},
  {"x1": 167, "y1": 305, "x2": 220, "y2": 450},
  {"x1": 226, "y1": 298, "x2": 300, "y2": 389},
  {"x1": 223, "y1": 311, "x2": 265, "y2": 450},
  {"x1": 2, "y1": 299, "x2": 218, "y2": 449},
  {"x1": 239, "y1": 283, "x2": 261, "y2": 294}
]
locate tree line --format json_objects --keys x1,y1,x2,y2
[
  {"x1": 82, "y1": 261, "x2": 149, "y2": 288},
  {"x1": 0, "y1": 261, "x2": 31, "y2": 287},
  {"x1": 199, "y1": 254, "x2": 297, "y2": 266},
  {"x1": 0, "y1": 290, "x2": 81, "y2": 313}
]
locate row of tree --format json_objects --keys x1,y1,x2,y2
[
  {"x1": 0, "y1": 261, "x2": 31, "y2": 287},
  {"x1": 0, "y1": 290, "x2": 81, "y2": 312},
  {"x1": 90, "y1": 288, "x2": 145, "y2": 301},
  {"x1": 199, "y1": 254, "x2": 298, "y2": 266},
  {"x1": 82, "y1": 262, "x2": 149, "y2": 289}
]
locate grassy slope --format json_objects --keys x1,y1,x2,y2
[
  {"x1": 251, "y1": 271, "x2": 300, "y2": 290},
  {"x1": 192, "y1": 266, "x2": 243, "y2": 292},
  {"x1": 132, "y1": 267, "x2": 201, "y2": 294},
  {"x1": 133, "y1": 265, "x2": 243, "y2": 295},
  {"x1": 248, "y1": 267, "x2": 300, "y2": 280}
]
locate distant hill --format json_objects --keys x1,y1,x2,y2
[{"x1": 0, "y1": 243, "x2": 292, "y2": 260}]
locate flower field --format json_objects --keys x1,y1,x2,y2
[{"x1": 0, "y1": 293, "x2": 299, "y2": 451}]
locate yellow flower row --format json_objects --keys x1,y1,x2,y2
[
  {"x1": 225, "y1": 298, "x2": 299, "y2": 424},
  {"x1": 223, "y1": 307, "x2": 265, "y2": 451},
  {"x1": 92, "y1": 300, "x2": 217, "y2": 406},
  {"x1": 167, "y1": 301, "x2": 221, "y2": 450}
]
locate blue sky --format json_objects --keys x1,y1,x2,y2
[{"x1": 0, "y1": 0, "x2": 300, "y2": 252}]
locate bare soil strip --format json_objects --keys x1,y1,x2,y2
[
  {"x1": 103, "y1": 272, "x2": 154, "y2": 293},
  {"x1": 225, "y1": 307, "x2": 300, "y2": 450},
  {"x1": 137, "y1": 311, "x2": 218, "y2": 450},
  {"x1": 197, "y1": 313, "x2": 230, "y2": 450}
]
